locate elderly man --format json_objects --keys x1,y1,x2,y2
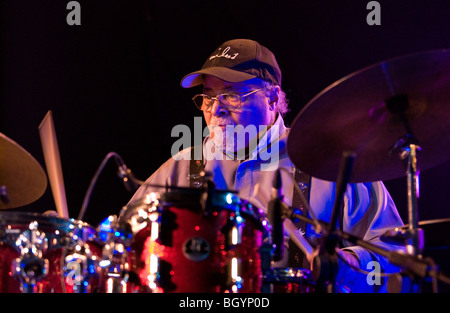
[{"x1": 129, "y1": 39, "x2": 404, "y2": 293}]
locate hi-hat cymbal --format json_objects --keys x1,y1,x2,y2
[
  {"x1": 0, "y1": 133, "x2": 47, "y2": 209},
  {"x1": 287, "y1": 49, "x2": 450, "y2": 183}
]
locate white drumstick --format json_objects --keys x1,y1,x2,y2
[
  {"x1": 38, "y1": 111, "x2": 69, "y2": 219},
  {"x1": 283, "y1": 218, "x2": 314, "y2": 263}
]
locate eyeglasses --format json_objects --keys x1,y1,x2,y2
[{"x1": 192, "y1": 88, "x2": 264, "y2": 112}]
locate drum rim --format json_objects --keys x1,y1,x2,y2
[
  {"x1": 263, "y1": 267, "x2": 315, "y2": 283},
  {"x1": 121, "y1": 189, "x2": 267, "y2": 228},
  {"x1": 0, "y1": 211, "x2": 96, "y2": 234}
]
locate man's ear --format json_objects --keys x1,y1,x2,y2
[{"x1": 268, "y1": 85, "x2": 280, "y2": 109}]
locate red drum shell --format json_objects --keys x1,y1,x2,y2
[
  {"x1": 0, "y1": 212, "x2": 102, "y2": 293},
  {"x1": 120, "y1": 189, "x2": 267, "y2": 293}
]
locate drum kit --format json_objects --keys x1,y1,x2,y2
[{"x1": 1, "y1": 49, "x2": 450, "y2": 293}]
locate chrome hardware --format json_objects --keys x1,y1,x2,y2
[
  {"x1": 62, "y1": 242, "x2": 97, "y2": 293},
  {"x1": 98, "y1": 215, "x2": 131, "y2": 293},
  {"x1": 61, "y1": 222, "x2": 100, "y2": 293},
  {"x1": 11, "y1": 221, "x2": 49, "y2": 293},
  {"x1": 228, "y1": 257, "x2": 243, "y2": 293}
]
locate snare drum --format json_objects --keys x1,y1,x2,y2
[
  {"x1": 0, "y1": 211, "x2": 102, "y2": 293},
  {"x1": 116, "y1": 188, "x2": 268, "y2": 293}
]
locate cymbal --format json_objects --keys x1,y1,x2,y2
[
  {"x1": 0, "y1": 133, "x2": 47, "y2": 209},
  {"x1": 287, "y1": 49, "x2": 450, "y2": 183}
]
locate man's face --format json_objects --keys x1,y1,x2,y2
[{"x1": 202, "y1": 75, "x2": 277, "y2": 154}]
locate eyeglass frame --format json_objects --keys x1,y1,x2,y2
[{"x1": 191, "y1": 88, "x2": 264, "y2": 112}]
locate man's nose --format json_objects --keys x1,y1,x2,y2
[{"x1": 211, "y1": 99, "x2": 229, "y2": 117}]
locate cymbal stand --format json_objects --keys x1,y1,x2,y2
[
  {"x1": 312, "y1": 151, "x2": 355, "y2": 293},
  {"x1": 288, "y1": 211, "x2": 450, "y2": 292},
  {"x1": 386, "y1": 94, "x2": 424, "y2": 257}
]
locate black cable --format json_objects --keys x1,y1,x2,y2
[
  {"x1": 77, "y1": 152, "x2": 117, "y2": 221},
  {"x1": 77, "y1": 152, "x2": 146, "y2": 221}
]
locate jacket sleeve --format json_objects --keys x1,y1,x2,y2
[{"x1": 340, "y1": 181, "x2": 406, "y2": 292}]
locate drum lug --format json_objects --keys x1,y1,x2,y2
[
  {"x1": 63, "y1": 242, "x2": 98, "y2": 293},
  {"x1": 60, "y1": 223, "x2": 101, "y2": 293},
  {"x1": 11, "y1": 221, "x2": 49, "y2": 293},
  {"x1": 223, "y1": 212, "x2": 246, "y2": 292},
  {"x1": 225, "y1": 257, "x2": 243, "y2": 292},
  {"x1": 97, "y1": 215, "x2": 132, "y2": 293},
  {"x1": 99, "y1": 241, "x2": 130, "y2": 293},
  {"x1": 225, "y1": 212, "x2": 245, "y2": 247}
]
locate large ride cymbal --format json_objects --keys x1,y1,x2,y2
[
  {"x1": 287, "y1": 49, "x2": 450, "y2": 183},
  {"x1": 0, "y1": 133, "x2": 47, "y2": 209}
]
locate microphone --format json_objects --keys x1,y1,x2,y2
[
  {"x1": 114, "y1": 156, "x2": 141, "y2": 193},
  {"x1": 268, "y1": 169, "x2": 284, "y2": 262}
]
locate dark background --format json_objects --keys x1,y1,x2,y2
[{"x1": 1, "y1": 0, "x2": 450, "y2": 286}]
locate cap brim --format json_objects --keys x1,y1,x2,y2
[{"x1": 180, "y1": 67, "x2": 257, "y2": 88}]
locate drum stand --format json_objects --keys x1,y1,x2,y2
[
  {"x1": 283, "y1": 127, "x2": 450, "y2": 292},
  {"x1": 287, "y1": 209, "x2": 450, "y2": 292},
  {"x1": 385, "y1": 95, "x2": 426, "y2": 292},
  {"x1": 311, "y1": 95, "x2": 429, "y2": 292},
  {"x1": 386, "y1": 95, "x2": 424, "y2": 258},
  {"x1": 312, "y1": 151, "x2": 355, "y2": 293}
]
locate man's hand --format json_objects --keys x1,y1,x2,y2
[{"x1": 310, "y1": 248, "x2": 360, "y2": 293}]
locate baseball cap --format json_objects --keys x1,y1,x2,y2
[{"x1": 180, "y1": 39, "x2": 282, "y2": 88}]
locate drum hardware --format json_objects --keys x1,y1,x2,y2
[
  {"x1": 261, "y1": 168, "x2": 317, "y2": 293},
  {"x1": 200, "y1": 172, "x2": 216, "y2": 216},
  {"x1": 57, "y1": 221, "x2": 102, "y2": 293},
  {"x1": 259, "y1": 240, "x2": 274, "y2": 293},
  {"x1": 226, "y1": 257, "x2": 243, "y2": 292},
  {"x1": 61, "y1": 240, "x2": 98, "y2": 293},
  {"x1": 381, "y1": 218, "x2": 450, "y2": 249},
  {"x1": 0, "y1": 212, "x2": 102, "y2": 293},
  {"x1": 262, "y1": 268, "x2": 315, "y2": 293},
  {"x1": 222, "y1": 206, "x2": 247, "y2": 292},
  {"x1": 97, "y1": 215, "x2": 134, "y2": 293},
  {"x1": 385, "y1": 94, "x2": 424, "y2": 257},
  {"x1": 269, "y1": 161, "x2": 450, "y2": 293},
  {"x1": 287, "y1": 49, "x2": 450, "y2": 292},
  {"x1": 312, "y1": 151, "x2": 355, "y2": 293},
  {"x1": 224, "y1": 203, "x2": 245, "y2": 248},
  {"x1": 11, "y1": 221, "x2": 49, "y2": 293},
  {"x1": 115, "y1": 194, "x2": 164, "y2": 293},
  {"x1": 270, "y1": 154, "x2": 355, "y2": 293},
  {"x1": 267, "y1": 169, "x2": 284, "y2": 262},
  {"x1": 288, "y1": 207, "x2": 450, "y2": 292}
]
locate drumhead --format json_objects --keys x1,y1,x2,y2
[
  {"x1": 0, "y1": 211, "x2": 97, "y2": 241},
  {"x1": 117, "y1": 189, "x2": 271, "y2": 241},
  {"x1": 119, "y1": 189, "x2": 267, "y2": 229}
]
